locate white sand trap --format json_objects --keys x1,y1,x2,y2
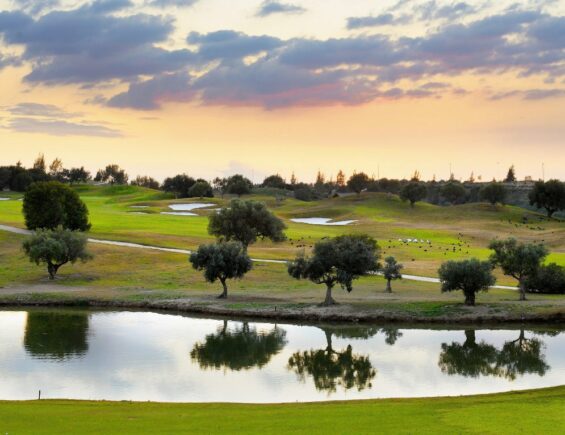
[
  {"x1": 0, "y1": 198, "x2": 10, "y2": 201},
  {"x1": 291, "y1": 217, "x2": 357, "y2": 226},
  {"x1": 168, "y1": 203, "x2": 215, "y2": 211},
  {"x1": 161, "y1": 211, "x2": 197, "y2": 216}
]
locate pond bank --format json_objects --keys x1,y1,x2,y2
[{"x1": 0, "y1": 292, "x2": 563, "y2": 324}]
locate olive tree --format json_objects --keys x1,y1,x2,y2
[
  {"x1": 524, "y1": 263, "x2": 565, "y2": 294},
  {"x1": 489, "y1": 238, "x2": 548, "y2": 301},
  {"x1": 208, "y1": 199, "x2": 286, "y2": 248},
  {"x1": 382, "y1": 256, "x2": 403, "y2": 293},
  {"x1": 23, "y1": 181, "x2": 90, "y2": 231},
  {"x1": 288, "y1": 235, "x2": 380, "y2": 305},
  {"x1": 226, "y1": 174, "x2": 253, "y2": 196},
  {"x1": 347, "y1": 172, "x2": 370, "y2": 195},
  {"x1": 188, "y1": 180, "x2": 213, "y2": 198},
  {"x1": 528, "y1": 180, "x2": 565, "y2": 218},
  {"x1": 441, "y1": 182, "x2": 467, "y2": 205},
  {"x1": 23, "y1": 228, "x2": 93, "y2": 280},
  {"x1": 480, "y1": 182, "x2": 507, "y2": 206},
  {"x1": 438, "y1": 259, "x2": 496, "y2": 306},
  {"x1": 400, "y1": 181, "x2": 427, "y2": 207},
  {"x1": 189, "y1": 241, "x2": 252, "y2": 299}
]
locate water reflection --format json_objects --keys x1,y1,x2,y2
[
  {"x1": 190, "y1": 320, "x2": 287, "y2": 371},
  {"x1": 0, "y1": 310, "x2": 562, "y2": 402},
  {"x1": 287, "y1": 326, "x2": 381, "y2": 393},
  {"x1": 24, "y1": 310, "x2": 90, "y2": 361},
  {"x1": 439, "y1": 329, "x2": 549, "y2": 380}
]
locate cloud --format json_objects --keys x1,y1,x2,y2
[
  {"x1": 256, "y1": 1, "x2": 306, "y2": 17},
  {"x1": 0, "y1": 2, "x2": 192, "y2": 84},
  {"x1": 346, "y1": 14, "x2": 401, "y2": 30},
  {"x1": 6, "y1": 117, "x2": 122, "y2": 137},
  {"x1": 107, "y1": 72, "x2": 194, "y2": 110},
  {"x1": 187, "y1": 30, "x2": 283, "y2": 61},
  {"x1": 2, "y1": 102, "x2": 122, "y2": 137},
  {"x1": 490, "y1": 88, "x2": 565, "y2": 100},
  {"x1": 6, "y1": 102, "x2": 80, "y2": 118},
  {"x1": 146, "y1": 0, "x2": 199, "y2": 7},
  {"x1": 415, "y1": 1, "x2": 475, "y2": 21},
  {"x1": 12, "y1": 0, "x2": 61, "y2": 15},
  {"x1": 2, "y1": 2, "x2": 565, "y2": 110}
]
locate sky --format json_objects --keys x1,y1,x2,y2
[{"x1": 0, "y1": 0, "x2": 564, "y2": 182}]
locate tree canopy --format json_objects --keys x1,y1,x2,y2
[
  {"x1": 23, "y1": 228, "x2": 93, "y2": 279},
  {"x1": 347, "y1": 172, "x2": 370, "y2": 195},
  {"x1": 208, "y1": 199, "x2": 286, "y2": 248},
  {"x1": 262, "y1": 174, "x2": 286, "y2": 189},
  {"x1": 226, "y1": 174, "x2": 253, "y2": 196},
  {"x1": 288, "y1": 234, "x2": 380, "y2": 305},
  {"x1": 188, "y1": 180, "x2": 214, "y2": 198},
  {"x1": 94, "y1": 164, "x2": 128, "y2": 185},
  {"x1": 23, "y1": 181, "x2": 90, "y2": 231},
  {"x1": 440, "y1": 182, "x2": 467, "y2": 205},
  {"x1": 400, "y1": 181, "x2": 427, "y2": 207},
  {"x1": 528, "y1": 179, "x2": 565, "y2": 217},
  {"x1": 189, "y1": 241, "x2": 252, "y2": 299},
  {"x1": 438, "y1": 259, "x2": 496, "y2": 305},
  {"x1": 524, "y1": 263, "x2": 565, "y2": 294},
  {"x1": 480, "y1": 182, "x2": 507, "y2": 206},
  {"x1": 489, "y1": 238, "x2": 548, "y2": 301},
  {"x1": 162, "y1": 174, "x2": 196, "y2": 198}
]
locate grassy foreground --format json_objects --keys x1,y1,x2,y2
[{"x1": 0, "y1": 387, "x2": 563, "y2": 434}]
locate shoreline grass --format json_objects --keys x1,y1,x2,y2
[{"x1": 0, "y1": 386, "x2": 563, "y2": 434}]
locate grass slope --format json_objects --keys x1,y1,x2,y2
[
  {"x1": 2, "y1": 231, "x2": 563, "y2": 320},
  {"x1": 0, "y1": 185, "x2": 563, "y2": 282},
  {"x1": 0, "y1": 387, "x2": 563, "y2": 434}
]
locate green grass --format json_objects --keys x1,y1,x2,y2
[
  {"x1": 1, "y1": 230, "x2": 563, "y2": 320},
  {"x1": 0, "y1": 386, "x2": 563, "y2": 434},
  {"x1": 1, "y1": 186, "x2": 564, "y2": 280}
]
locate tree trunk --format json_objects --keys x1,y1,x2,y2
[
  {"x1": 385, "y1": 279, "x2": 392, "y2": 293},
  {"x1": 321, "y1": 284, "x2": 337, "y2": 306},
  {"x1": 47, "y1": 263, "x2": 60, "y2": 280},
  {"x1": 218, "y1": 279, "x2": 228, "y2": 299},
  {"x1": 464, "y1": 291, "x2": 475, "y2": 306},
  {"x1": 518, "y1": 280, "x2": 527, "y2": 301}
]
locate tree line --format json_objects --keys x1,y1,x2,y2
[{"x1": 3, "y1": 156, "x2": 564, "y2": 217}]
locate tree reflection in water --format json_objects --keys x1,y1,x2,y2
[
  {"x1": 286, "y1": 325, "x2": 401, "y2": 394},
  {"x1": 24, "y1": 310, "x2": 90, "y2": 361},
  {"x1": 190, "y1": 320, "x2": 287, "y2": 371},
  {"x1": 439, "y1": 329, "x2": 551, "y2": 380}
]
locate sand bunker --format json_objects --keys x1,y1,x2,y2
[
  {"x1": 0, "y1": 198, "x2": 10, "y2": 201},
  {"x1": 168, "y1": 203, "x2": 215, "y2": 211},
  {"x1": 161, "y1": 203, "x2": 215, "y2": 216},
  {"x1": 161, "y1": 212, "x2": 197, "y2": 216},
  {"x1": 290, "y1": 217, "x2": 357, "y2": 226}
]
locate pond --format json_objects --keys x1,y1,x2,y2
[{"x1": 0, "y1": 309, "x2": 563, "y2": 403}]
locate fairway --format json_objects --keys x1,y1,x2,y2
[
  {"x1": 1, "y1": 185, "x2": 564, "y2": 283},
  {"x1": 0, "y1": 387, "x2": 563, "y2": 434}
]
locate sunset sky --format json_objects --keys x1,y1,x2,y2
[{"x1": 0, "y1": 0, "x2": 564, "y2": 182}]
